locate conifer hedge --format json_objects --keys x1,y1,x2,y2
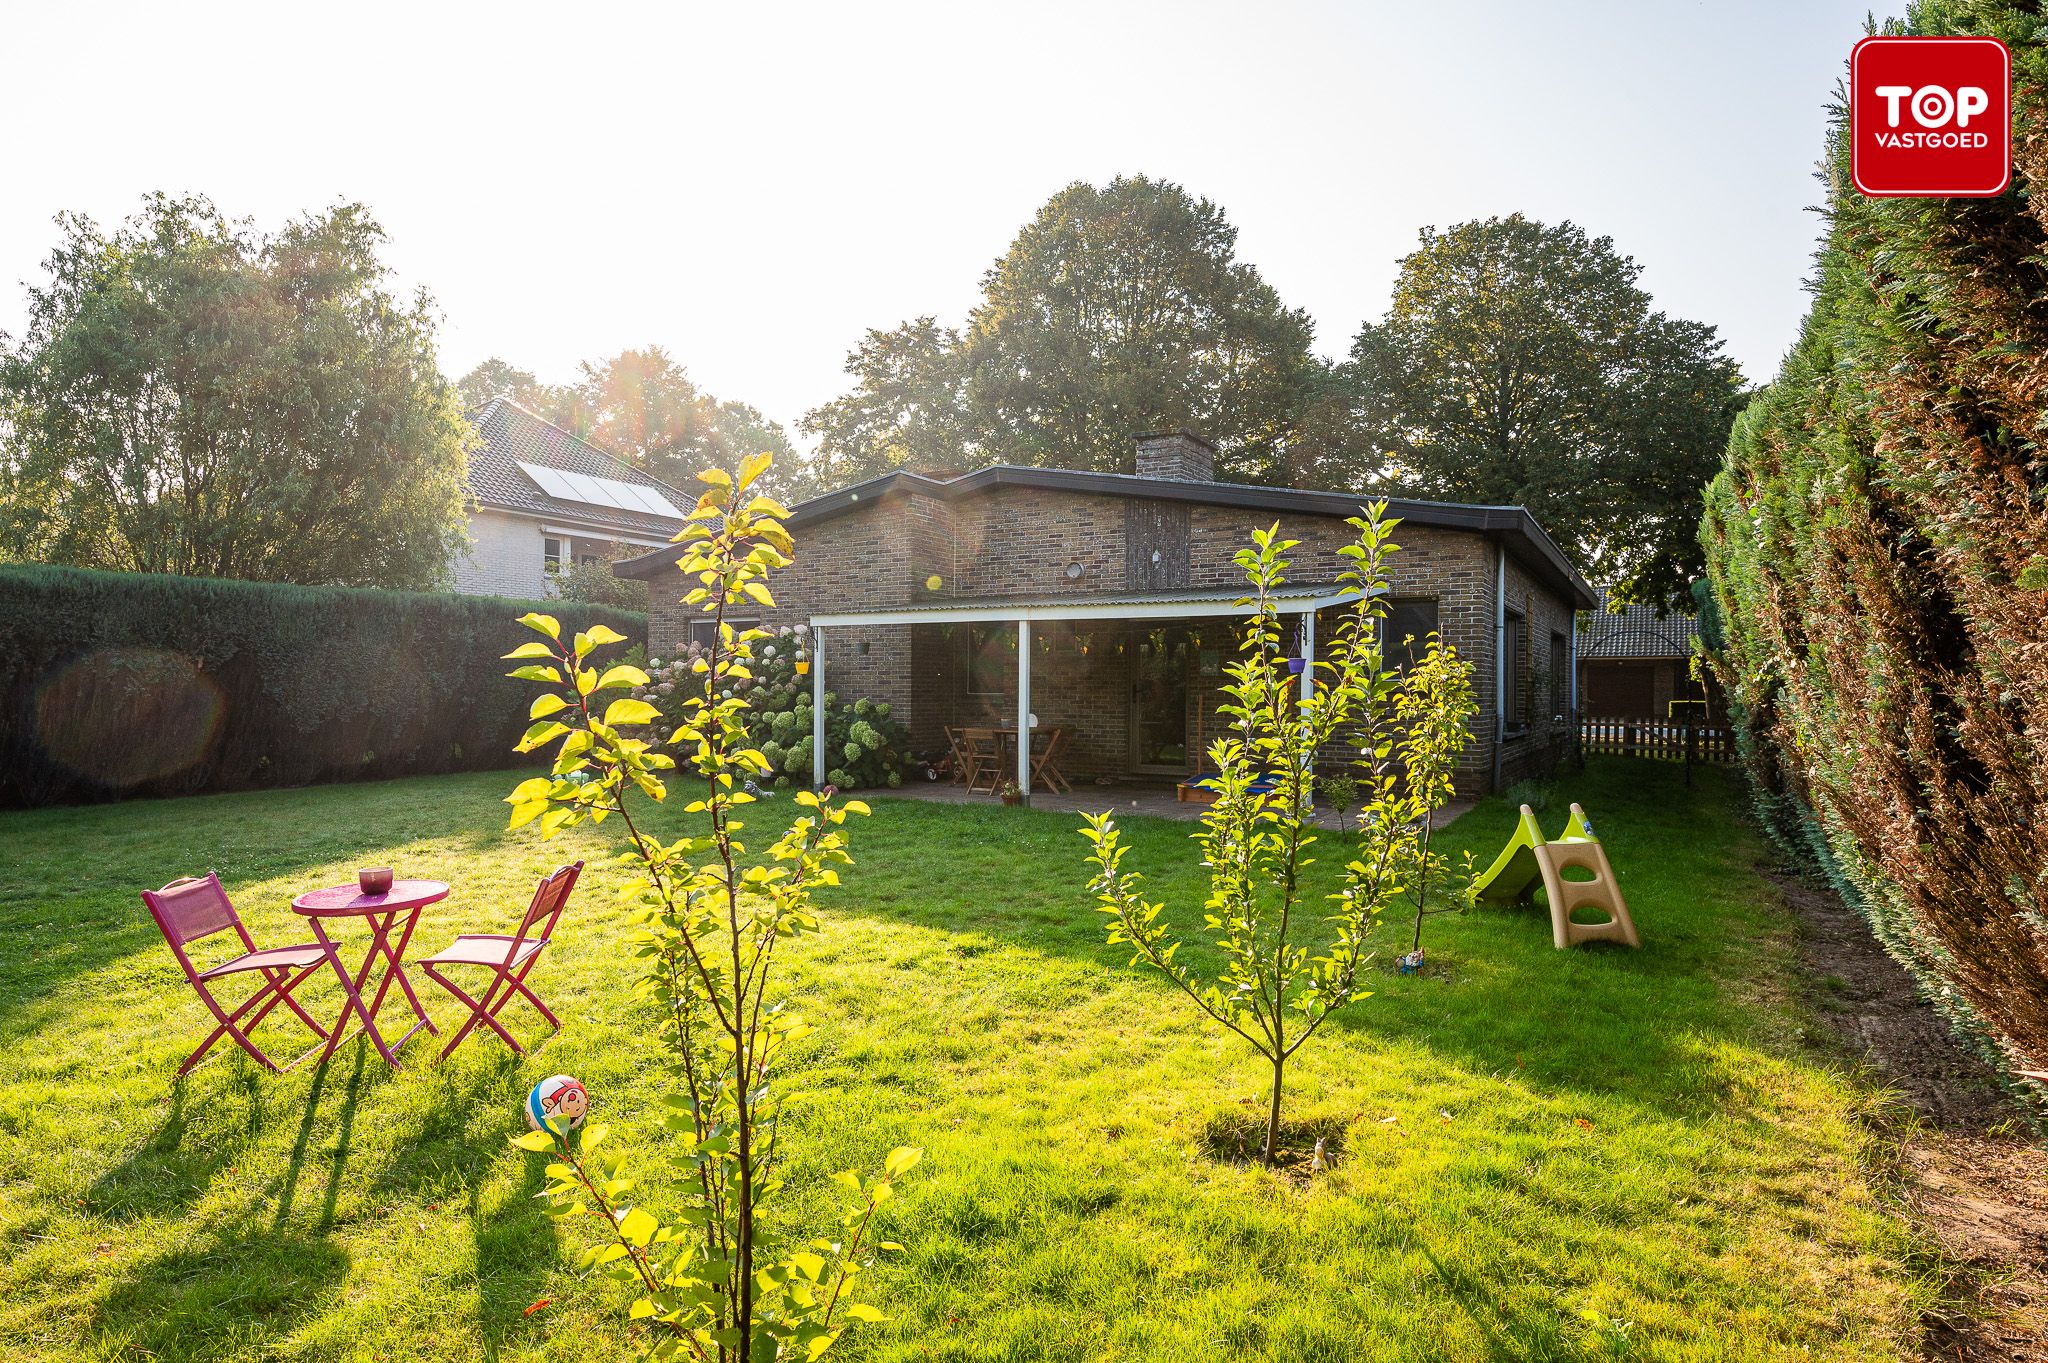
[
  {"x1": 0, "y1": 565, "x2": 644, "y2": 807},
  {"x1": 1700, "y1": 1, "x2": 2047, "y2": 1106}
]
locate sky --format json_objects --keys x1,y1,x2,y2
[{"x1": 2, "y1": 0, "x2": 1885, "y2": 441}]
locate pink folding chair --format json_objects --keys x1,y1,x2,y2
[
  {"x1": 141, "y1": 873, "x2": 333, "y2": 1075},
  {"x1": 418, "y1": 861, "x2": 582, "y2": 1060}
]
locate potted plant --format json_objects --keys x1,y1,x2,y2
[{"x1": 998, "y1": 778, "x2": 1023, "y2": 806}]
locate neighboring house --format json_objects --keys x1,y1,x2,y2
[
  {"x1": 615, "y1": 430, "x2": 1597, "y2": 795},
  {"x1": 1577, "y1": 590, "x2": 1721, "y2": 720},
  {"x1": 452, "y1": 398, "x2": 688, "y2": 599}
]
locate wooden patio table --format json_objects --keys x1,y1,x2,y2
[{"x1": 291, "y1": 879, "x2": 447, "y2": 1069}]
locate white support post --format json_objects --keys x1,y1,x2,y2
[
  {"x1": 1299, "y1": 609, "x2": 1316, "y2": 809},
  {"x1": 1015, "y1": 619, "x2": 1032, "y2": 807},
  {"x1": 811, "y1": 625, "x2": 827, "y2": 790},
  {"x1": 1567, "y1": 612, "x2": 1580, "y2": 725},
  {"x1": 1298, "y1": 609, "x2": 1316, "y2": 705}
]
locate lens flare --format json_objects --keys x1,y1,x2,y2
[{"x1": 34, "y1": 647, "x2": 224, "y2": 789}]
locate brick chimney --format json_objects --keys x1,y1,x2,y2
[{"x1": 1133, "y1": 429, "x2": 1216, "y2": 482}]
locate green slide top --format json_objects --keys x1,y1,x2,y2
[{"x1": 1472, "y1": 802, "x2": 1598, "y2": 905}]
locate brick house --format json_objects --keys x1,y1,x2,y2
[
  {"x1": 451, "y1": 398, "x2": 687, "y2": 599},
  {"x1": 615, "y1": 431, "x2": 1595, "y2": 797}
]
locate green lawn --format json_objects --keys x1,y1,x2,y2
[{"x1": 0, "y1": 758, "x2": 1933, "y2": 1361}]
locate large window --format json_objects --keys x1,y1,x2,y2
[
  {"x1": 1503, "y1": 611, "x2": 1528, "y2": 731},
  {"x1": 1382, "y1": 598, "x2": 1440, "y2": 672}
]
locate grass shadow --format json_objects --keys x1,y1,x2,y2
[
  {"x1": 91, "y1": 1222, "x2": 352, "y2": 1360},
  {"x1": 84, "y1": 1068, "x2": 268, "y2": 1223}
]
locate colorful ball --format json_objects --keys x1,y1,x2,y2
[{"x1": 525, "y1": 1074, "x2": 589, "y2": 1133}]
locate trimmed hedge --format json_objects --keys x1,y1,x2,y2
[
  {"x1": 1699, "y1": 0, "x2": 2048, "y2": 1110},
  {"x1": 0, "y1": 565, "x2": 644, "y2": 807}
]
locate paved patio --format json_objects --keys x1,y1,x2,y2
[{"x1": 869, "y1": 779, "x2": 1474, "y2": 831}]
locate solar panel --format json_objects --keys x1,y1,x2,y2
[{"x1": 517, "y1": 462, "x2": 683, "y2": 519}]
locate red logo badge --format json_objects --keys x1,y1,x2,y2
[{"x1": 1851, "y1": 36, "x2": 2010, "y2": 197}]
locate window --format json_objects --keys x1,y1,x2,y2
[
  {"x1": 542, "y1": 536, "x2": 566, "y2": 572},
  {"x1": 1503, "y1": 611, "x2": 1528, "y2": 731},
  {"x1": 1382, "y1": 598, "x2": 1440, "y2": 672},
  {"x1": 1549, "y1": 631, "x2": 1569, "y2": 722}
]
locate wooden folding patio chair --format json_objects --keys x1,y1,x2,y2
[
  {"x1": 943, "y1": 726, "x2": 971, "y2": 785},
  {"x1": 961, "y1": 728, "x2": 1004, "y2": 794},
  {"x1": 142, "y1": 873, "x2": 333, "y2": 1075},
  {"x1": 1030, "y1": 726, "x2": 1073, "y2": 794},
  {"x1": 417, "y1": 861, "x2": 582, "y2": 1060}
]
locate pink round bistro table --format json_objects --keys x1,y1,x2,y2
[{"x1": 292, "y1": 879, "x2": 450, "y2": 1069}]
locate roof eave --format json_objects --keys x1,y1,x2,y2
[{"x1": 618, "y1": 464, "x2": 1599, "y2": 608}]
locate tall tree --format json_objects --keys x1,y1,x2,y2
[
  {"x1": 0, "y1": 194, "x2": 469, "y2": 589},
  {"x1": 804, "y1": 176, "x2": 1328, "y2": 484},
  {"x1": 799, "y1": 319, "x2": 966, "y2": 486},
  {"x1": 530, "y1": 347, "x2": 816, "y2": 502},
  {"x1": 456, "y1": 356, "x2": 552, "y2": 412},
  {"x1": 1346, "y1": 215, "x2": 1744, "y2": 608}
]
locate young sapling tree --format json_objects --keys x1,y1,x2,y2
[
  {"x1": 1082, "y1": 505, "x2": 1476, "y2": 1168},
  {"x1": 502, "y1": 452, "x2": 918, "y2": 1361}
]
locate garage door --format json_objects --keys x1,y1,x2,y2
[{"x1": 1584, "y1": 663, "x2": 1655, "y2": 717}]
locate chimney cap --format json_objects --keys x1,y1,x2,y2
[{"x1": 1134, "y1": 427, "x2": 1217, "y2": 453}]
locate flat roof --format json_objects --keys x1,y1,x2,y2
[{"x1": 615, "y1": 463, "x2": 1597, "y2": 609}]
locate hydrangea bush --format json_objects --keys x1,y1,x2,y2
[{"x1": 633, "y1": 626, "x2": 910, "y2": 790}]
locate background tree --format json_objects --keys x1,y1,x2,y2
[
  {"x1": 0, "y1": 194, "x2": 470, "y2": 589},
  {"x1": 804, "y1": 176, "x2": 1331, "y2": 484},
  {"x1": 455, "y1": 356, "x2": 552, "y2": 412},
  {"x1": 799, "y1": 319, "x2": 966, "y2": 486},
  {"x1": 461, "y1": 346, "x2": 820, "y2": 502},
  {"x1": 1346, "y1": 215, "x2": 1745, "y2": 609}
]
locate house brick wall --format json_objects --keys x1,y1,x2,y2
[
  {"x1": 636, "y1": 485, "x2": 1579, "y2": 793},
  {"x1": 454, "y1": 508, "x2": 550, "y2": 599},
  {"x1": 1496, "y1": 550, "x2": 1577, "y2": 789}
]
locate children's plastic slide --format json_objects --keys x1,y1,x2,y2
[{"x1": 1472, "y1": 802, "x2": 1640, "y2": 950}]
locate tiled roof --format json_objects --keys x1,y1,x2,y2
[
  {"x1": 1581, "y1": 589, "x2": 1696, "y2": 659},
  {"x1": 466, "y1": 397, "x2": 689, "y2": 540}
]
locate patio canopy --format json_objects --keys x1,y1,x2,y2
[{"x1": 807, "y1": 584, "x2": 1359, "y2": 802}]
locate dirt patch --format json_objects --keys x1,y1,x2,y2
[
  {"x1": 1771, "y1": 868, "x2": 2047, "y2": 1360},
  {"x1": 1198, "y1": 1106, "x2": 1347, "y2": 1180}
]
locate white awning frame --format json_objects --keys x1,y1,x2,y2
[
  {"x1": 808, "y1": 587, "x2": 1368, "y2": 803},
  {"x1": 808, "y1": 589, "x2": 1368, "y2": 629}
]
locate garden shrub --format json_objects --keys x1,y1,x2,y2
[
  {"x1": 0, "y1": 564, "x2": 644, "y2": 807},
  {"x1": 1699, "y1": 0, "x2": 2048, "y2": 1107},
  {"x1": 631, "y1": 625, "x2": 910, "y2": 789}
]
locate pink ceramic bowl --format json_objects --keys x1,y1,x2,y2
[{"x1": 357, "y1": 867, "x2": 394, "y2": 895}]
